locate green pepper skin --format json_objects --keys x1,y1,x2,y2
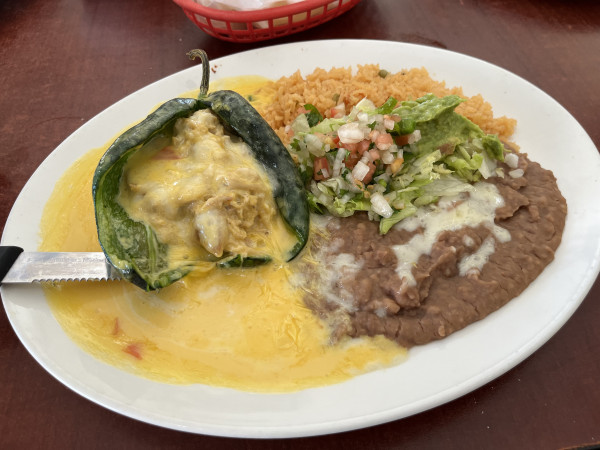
[
  {"x1": 217, "y1": 254, "x2": 272, "y2": 269},
  {"x1": 200, "y1": 90, "x2": 310, "y2": 261},
  {"x1": 93, "y1": 50, "x2": 309, "y2": 290},
  {"x1": 93, "y1": 98, "x2": 200, "y2": 290}
]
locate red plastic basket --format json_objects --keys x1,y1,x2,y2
[{"x1": 172, "y1": 0, "x2": 363, "y2": 43}]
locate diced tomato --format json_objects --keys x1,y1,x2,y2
[
  {"x1": 394, "y1": 134, "x2": 411, "y2": 146},
  {"x1": 344, "y1": 149, "x2": 360, "y2": 168},
  {"x1": 375, "y1": 133, "x2": 394, "y2": 150},
  {"x1": 357, "y1": 139, "x2": 371, "y2": 155},
  {"x1": 362, "y1": 162, "x2": 376, "y2": 184},
  {"x1": 124, "y1": 343, "x2": 143, "y2": 360},
  {"x1": 313, "y1": 156, "x2": 331, "y2": 181},
  {"x1": 340, "y1": 141, "x2": 357, "y2": 152},
  {"x1": 368, "y1": 149, "x2": 380, "y2": 161},
  {"x1": 339, "y1": 140, "x2": 371, "y2": 169}
]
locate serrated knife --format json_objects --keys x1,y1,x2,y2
[{"x1": 0, "y1": 246, "x2": 122, "y2": 285}]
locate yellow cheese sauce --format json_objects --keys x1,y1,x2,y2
[
  {"x1": 38, "y1": 77, "x2": 406, "y2": 392},
  {"x1": 118, "y1": 108, "x2": 292, "y2": 263}
]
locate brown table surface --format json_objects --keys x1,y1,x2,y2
[{"x1": 1, "y1": 0, "x2": 599, "y2": 448}]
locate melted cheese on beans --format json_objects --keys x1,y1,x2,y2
[
  {"x1": 304, "y1": 183, "x2": 512, "y2": 315},
  {"x1": 392, "y1": 182, "x2": 511, "y2": 285}
]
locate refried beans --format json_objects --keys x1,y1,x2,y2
[{"x1": 296, "y1": 152, "x2": 567, "y2": 347}]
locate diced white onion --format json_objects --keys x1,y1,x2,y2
[
  {"x1": 408, "y1": 129, "x2": 421, "y2": 144},
  {"x1": 332, "y1": 148, "x2": 346, "y2": 177},
  {"x1": 352, "y1": 160, "x2": 370, "y2": 181},
  {"x1": 337, "y1": 122, "x2": 366, "y2": 144},
  {"x1": 478, "y1": 152, "x2": 497, "y2": 179},
  {"x1": 384, "y1": 118, "x2": 395, "y2": 130},
  {"x1": 509, "y1": 168, "x2": 524, "y2": 178},
  {"x1": 505, "y1": 152, "x2": 519, "y2": 169},
  {"x1": 381, "y1": 150, "x2": 395, "y2": 164},
  {"x1": 345, "y1": 172, "x2": 363, "y2": 193},
  {"x1": 370, "y1": 192, "x2": 394, "y2": 218}
]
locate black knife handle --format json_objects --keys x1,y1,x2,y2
[{"x1": 0, "y1": 246, "x2": 24, "y2": 286}]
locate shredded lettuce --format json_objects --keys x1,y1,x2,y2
[
  {"x1": 392, "y1": 94, "x2": 464, "y2": 123},
  {"x1": 310, "y1": 117, "x2": 346, "y2": 134},
  {"x1": 379, "y1": 203, "x2": 418, "y2": 234},
  {"x1": 421, "y1": 175, "x2": 475, "y2": 196}
]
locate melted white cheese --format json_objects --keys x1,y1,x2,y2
[
  {"x1": 324, "y1": 253, "x2": 363, "y2": 311},
  {"x1": 459, "y1": 235, "x2": 496, "y2": 276},
  {"x1": 392, "y1": 182, "x2": 510, "y2": 285}
]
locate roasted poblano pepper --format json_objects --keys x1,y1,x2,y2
[{"x1": 92, "y1": 49, "x2": 309, "y2": 290}]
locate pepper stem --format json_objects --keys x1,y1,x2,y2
[{"x1": 187, "y1": 49, "x2": 210, "y2": 97}]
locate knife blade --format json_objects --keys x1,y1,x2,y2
[{"x1": 0, "y1": 245, "x2": 122, "y2": 285}]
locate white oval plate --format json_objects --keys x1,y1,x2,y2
[{"x1": 2, "y1": 40, "x2": 600, "y2": 438}]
